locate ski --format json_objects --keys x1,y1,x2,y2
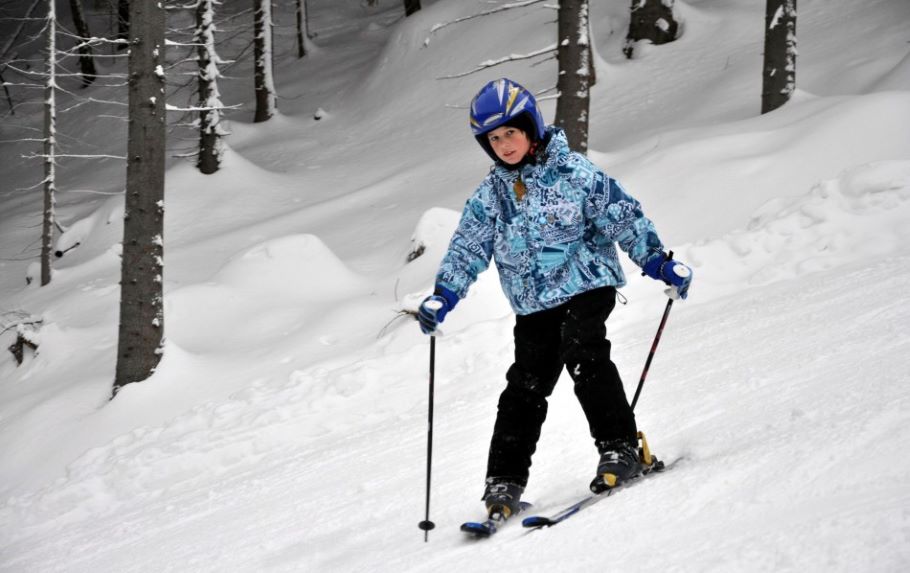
[
  {"x1": 460, "y1": 501, "x2": 532, "y2": 538},
  {"x1": 522, "y1": 457, "x2": 679, "y2": 530}
]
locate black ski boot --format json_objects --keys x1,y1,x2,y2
[
  {"x1": 591, "y1": 439, "x2": 643, "y2": 493},
  {"x1": 482, "y1": 480, "x2": 525, "y2": 521}
]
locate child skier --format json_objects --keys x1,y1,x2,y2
[{"x1": 418, "y1": 78, "x2": 693, "y2": 521}]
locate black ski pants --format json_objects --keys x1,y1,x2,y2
[{"x1": 486, "y1": 286, "x2": 637, "y2": 487}]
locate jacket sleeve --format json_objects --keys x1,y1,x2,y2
[
  {"x1": 582, "y1": 159, "x2": 664, "y2": 269},
  {"x1": 435, "y1": 181, "x2": 496, "y2": 298}
]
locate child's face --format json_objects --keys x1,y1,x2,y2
[{"x1": 486, "y1": 126, "x2": 531, "y2": 165}]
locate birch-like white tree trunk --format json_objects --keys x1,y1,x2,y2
[
  {"x1": 253, "y1": 0, "x2": 276, "y2": 122},
  {"x1": 196, "y1": 0, "x2": 225, "y2": 174},
  {"x1": 114, "y1": 0, "x2": 167, "y2": 396},
  {"x1": 555, "y1": 0, "x2": 591, "y2": 154},
  {"x1": 761, "y1": 0, "x2": 797, "y2": 114},
  {"x1": 41, "y1": 0, "x2": 57, "y2": 287}
]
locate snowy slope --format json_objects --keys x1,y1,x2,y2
[{"x1": 1, "y1": 0, "x2": 909, "y2": 571}]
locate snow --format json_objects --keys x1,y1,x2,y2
[
  {"x1": 1, "y1": 0, "x2": 909, "y2": 571},
  {"x1": 770, "y1": 5, "x2": 785, "y2": 30}
]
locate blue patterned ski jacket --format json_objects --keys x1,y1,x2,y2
[{"x1": 436, "y1": 127, "x2": 665, "y2": 315}]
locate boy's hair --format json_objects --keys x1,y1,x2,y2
[
  {"x1": 501, "y1": 113, "x2": 539, "y2": 142},
  {"x1": 477, "y1": 111, "x2": 540, "y2": 163}
]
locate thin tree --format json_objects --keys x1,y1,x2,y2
[
  {"x1": 623, "y1": 0, "x2": 679, "y2": 59},
  {"x1": 554, "y1": 0, "x2": 591, "y2": 154},
  {"x1": 761, "y1": 0, "x2": 797, "y2": 114},
  {"x1": 41, "y1": 0, "x2": 58, "y2": 286},
  {"x1": 0, "y1": 68, "x2": 12, "y2": 114},
  {"x1": 1, "y1": 0, "x2": 44, "y2": 114},
  {"x1": 196, "y1": 0, "x2": 225, "y2": 173},
  {"x1": 67, "y1": 0, "x2": 97, "y2": 86},
  {"x1": 253, "y1": 0, "x2": 276, "y2": 122},
  {"x1": 2, "y1": 1, "x2": 128, "y2": 282},
  {"x1": 295, "y1": 0, "x2": 307, "y2": 58},
  {"x1": 117, "y1": 0, "x2": 129, "y2": 47},
  {"x1": 404, "y1": 0, "x2": 420, "y2": 17},
  {"x1": 113, "y1": 0, "x2": 167, "y2": 396}
]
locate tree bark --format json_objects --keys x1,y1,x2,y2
[
  {"x1": 41, "y1": 0, "x2": 57, "y2": 287},
  {"x1": 114, "y1": 0, "x2": 167, "y2": 396},
  {"x1": 196, "y1": 0, "x2": 222, "y2": 174},
  {"x1": 68, "y1": 0, "x2": 97, "y2": 86},
  {"x1": 761, "y1": 0, "x2": 797, "y2": 114},
  {"x1": 555, "y1": 0, "x2": 591, "y2": 154},
  {"x1": 295, "y1": 0, "x2": 306, "y2": 58},
  {"x1": 623, "y1": 0, "x2": 679, "y2": 59},
  {"x1": 253, "y1": 0, "x2": 275, "y2": 122},
  {"x1": 0, "y1": 68, "x2": 13, "y2": 115},
  {"x1": 404, "y1": 0, "x2": 420, "y2": 17},
  {"x1": 117, "y1": 0, "x2": 129, "y2": 49}
]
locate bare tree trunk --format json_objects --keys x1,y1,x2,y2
[
  {"x1": 623, "y1": 0, "x2": 679, "y2": 59},
  {"x1": 404, "y1": 0, "x2": 420, "y2": 17},
  {"x1": 114, "y1": 0, "x2": 167, "y2": 396},
  {"x1": 253, "y1": 0, "x2": 276, "y2": 122},
  {"x1": 117, "y1": 0, "x2": 129, "y2": 49},
  {"x1": 68, "y1": 0, "x2": 97, "y2": 87},
  {"x1": 761, "y1": 0, "x2": 797, "y2": 114},
  {"x1": 295, "y1": 0, "x2": 305, "y2": 58},
  {"x1": 305, "y1": 0, "x2": 312, "y2": 39},
  {"x1": 2, "y1": 0, "x2": 44, "y2": 115},
  {"x1": 555, "y1": 0, "x2": 591, "y2": 154},
  {"x1": 196, "y1": 0, "x2": 223, "y2": 174},
  {"x1": 0, "y1": 68, "x2": 13, "y2": 115},
  {"x1": 41, "y1": 0, "x2": 57, "y2": 287}
]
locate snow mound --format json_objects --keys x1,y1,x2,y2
[
  {"x1": 394, "y1": 207, "x2": 513, "y2": 332},
  {"x1": 686, "y1": 160, "x2": 910, "y2": 293},
  {"x1": 166, "y1": 235, "x2": 368, "y2": 352},
  {"x1": 212, "y1": 234, "x2": 366, "y2": 300},
  {"x1": 396, "y1": 207, "x2": 460, "y2": 310}
]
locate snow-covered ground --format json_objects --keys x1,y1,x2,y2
[{"x1": 1, "y1": 0, "x2": 909, "y2": 571}]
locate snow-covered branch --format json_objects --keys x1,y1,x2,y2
[
  {"x1": 427, "y1": 0, "x2": 549, "y2": 42},
  {"x1": 25, "y1": 152, "x2": 126, "y2": 160},
  {"x1": 165, "y1": 102, "x2": 241, "y2": 112},
  {"x1": 54, "y1": 29, "x2": 130, "y2": 50},
  {"x1": 438, "y1": 43, "x2": 557, "y2": 79}
]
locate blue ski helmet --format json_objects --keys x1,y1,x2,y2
[{"x1": 470, "y1": 78, "x2": 546, "y2": 160}]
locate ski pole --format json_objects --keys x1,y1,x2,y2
[
  {"x1": 631, "y1": 251, "x2": 675, "y2": 412},
  {"x1": 417, "y1": 324, "x2": 441, "y2": 541}
]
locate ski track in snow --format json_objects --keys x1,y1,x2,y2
[{"x1": 2, "y1": 254, "x2": 909, "y2": 572}]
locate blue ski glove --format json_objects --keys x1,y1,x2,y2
[
  {"x1": 643, "y1": 252, "x2": 693, "y2": 300},
  {"x1": 417, "y1": 286, "x2": 460, "y2": 335}
]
